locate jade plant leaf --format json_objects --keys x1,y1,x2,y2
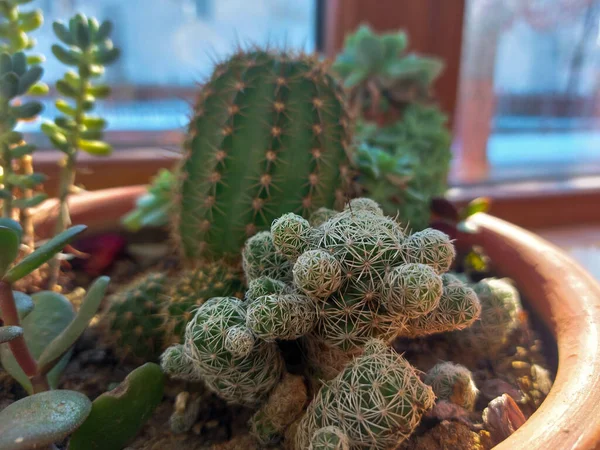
[
  {"x1": 0, "y1": 325, "x2": 22, "y2": 343},
  {"x1": 37, "y1": 276, "x2": 109, "y2": 375},
  {"x1": 69, "y1": 363, "x2": 165, "y2": 450},
  {"x1": 0, "y1": 225, "x2": 21, "y2": 277},
  {"x1": 0, "y1": 291, "x2": 74, "y2": 393},
  {"x1": 0, "y1": 291, "x2": 34, "y2": 321},
  {"x1": 3, "y1": 224, "x2": 86, "y2": 283},
  {"x1": 0, "y1": 390, "x2": 91, "y2": 450}
]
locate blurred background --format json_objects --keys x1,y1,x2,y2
[{"x1": 23, "y1": 0, "x2": 600, "y2": 277}]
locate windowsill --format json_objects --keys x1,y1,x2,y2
[{"x1": 33, "y1": 146, "x2": 600, "y2": 230}]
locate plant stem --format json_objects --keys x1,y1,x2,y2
[
  {"x1": 1, "y1": 141, "x2": 14, "y2": 217},
  {"x1": 0, "y1": 281, "x2": 40, "y2": 382},
  {"x1": 18, "y1": 155, "x2": 35, "y2": 250},
  {"x1": 47, "y1": 62, "x2": 89, "y2": 289}
]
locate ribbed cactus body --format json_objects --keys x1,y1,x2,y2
[
  {"x1": 295, "y1": 340, "x2": 435, "y2": 450},
  {"x1": 104, "y1": 272, "x2": 167, "y2": 362},
  {"x1": 176, "y1": 50, "x2": 353, "y2": 261}
]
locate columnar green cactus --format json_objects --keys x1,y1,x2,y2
[
  {"x1": 295, "y1": 339, "x2": 435, "y2": 450},
  {"x1": 161, "y1": 297, "x2": 284, "y2": 405},
  {"x1": 424, "y1": 361, "x2": 478, "y2": 411},
  {"x1": 451, "y1": 277, "x2": 522, "y2": 356},
  {"x1": 175, "y1": 49, "x2": 354, "y2": 262},
  {"x1": 104, "y1": 272, "x2": 167, "y2": 362}
]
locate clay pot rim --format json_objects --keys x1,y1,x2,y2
[{"x1": 32, "y1": 187, "x2": 600, "y2": 450}]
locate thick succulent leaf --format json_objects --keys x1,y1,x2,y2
[
  {"x1": 18, "y1": 10, "x2": 43, "y2": 33},
  {"x1": 10, "y1": 101, "x2": 43, "y2": 120},
  {"x1": 0, "y1": 72, "x2": 19, "y2": 99},
  {"x1": 0, "y1": 291, "x2": 75, "y2": 393},
  {"x1": 38, "y1": 276, "x2": 109, "y2": 375},
  {"x1": 0, "y1": 390, "x2": 91, "y2": 450},
  {"x1": 4, "y1": 225, "x2": 86, "y2": 283},
  {"x1": 53, "y1": 21, "x2": 76, "y2": 45},
  {"x1": 355, "y1": 34, "x2": 384, "y2": 69},
  {"x1": 69, "y1": 363, "x2": 164, "y2": 450},
  {"x1": 91, "y1": 47, "x2": 120, "y2": 65},
  {"x1": 0, "y1": 226, "x2": 21, "y2": 277},
  {"x1": 10, "y1": 143, "x2": 36, "y2": 158},
  {"x1": 78, "y1": 139, "x2": 112, "y2": 156},
  {"x1": 17, "y1": 65, "x2": 43, "y2": 95},
  {"x1": 56, "y1": 79, "x2": 78, "y2": 97},
  {"x1": 11, "y1": 52, "x2": 26, "y2": 76},
  {"x1": 27, "y1": 81, "x2": 49, "y2": 95},
  {"x1": 51, "y1": 44, "x2": 80, "y2": 66},
  {"x1": 0, "y1": 53, "x2": 12, "y2": 74},
  {"x1": 0, "y1": 291, "x2": 34, "y2": 321},
  {"x1": 95, "y1": 20, "x2": 113, "y2": 41},
  {"x1": 1, "y1": 130, "x2": 23, "y2": 145},
  {"x1": 0, "y1": 325, "x2": 23, "y2": 343},
  {"x1": 55, "y1": 98, "x2": 76, "y2": 116}
]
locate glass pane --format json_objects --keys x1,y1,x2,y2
[
  {"x1": 20, "y1": 0, "x2": 318, "y2": 148},
  {"x1": 455, "y1": 0, "x2": 600, "y2": 183}
]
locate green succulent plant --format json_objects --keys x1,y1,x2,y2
[
  {"x1": 174, "y1": 49, "x2": 353, "y2": 262},
  {"x1": 42, "y1": 13, "x2": 120, "y2": 287}
]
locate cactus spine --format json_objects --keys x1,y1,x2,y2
[{"x1": 175, "y1": 50, "x2": 353, "y2": 261}]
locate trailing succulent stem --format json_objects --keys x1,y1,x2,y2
[
  {"x1": 43, "y1": 13, "x2": 119, "y2": 287},
  {"x1": 175, "y1": 49, "x2": 353, "y2": 262}
]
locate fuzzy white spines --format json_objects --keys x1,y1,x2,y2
[
  {"x1": 454, "y1": 277, "x2": 522, "y2": 355},
  {"x1": 424, "y1": 361, "x2": 479, "y2": 410},
  {"x1": 271, "y1": 213, "x2": 314, "y2": 260},
  {"x1": 246, "y1": 293, "x2": 319, "y2": 341},
  {"x1": 403, "y1": 229, "x2": 455, "y2": 274},
  {"x1": 344, "y1": 197, "x2": 383, "y2": 216},
  {"x1": 164, "y1": 297, "x2": 284, "y2": 406},
  {"x1": 294, "y1": 249, "x2": 343, "y2": 299},
  {"x1": 384, "y1": 263, "x2": 443, "y2": 318},
  {"x1": 160, "y1": 344, "x2": 202, "y2": 381},
  {"x1": 224, "y1": 325, "x2": 256, "y2": 357},
  {"x1": 309, "y1": 426, "x2": 350, "y2": 450},
  {"x1": 246, "y1": 276, "x2": 290, "y2": 302},
  {"x1": 295, "y1": 339, "x2": 435, "y2": 450},
  {"x1": 243, "y1": 231, "x2": 292, "y2": 282},
  {"x1": 309, "y1": 207, "x2": 338, "y2": 227}
]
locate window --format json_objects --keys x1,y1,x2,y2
[
  {"x1": 20, "y1": 0, "x2": 319, "y2": 149},
  {"x1": 454, "y1": 0, "x2": 600, "y2": 184}
]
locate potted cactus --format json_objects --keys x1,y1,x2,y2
[{"x1": 1, "y1": 10, "x2": 599, "y2": 450}]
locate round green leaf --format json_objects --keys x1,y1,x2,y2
[
  {"x1": 78, "y1": 139, "x2": 112, "y2": 156},
  {"x1": 69, "y1": 363, "x2": 164, "y2": 450},
  {"x1": 11, "y1": 52, "x2": 26, "y2": 76},
  {"x1": 0, "y1": 291, "x2": 34, "y2": 321},
  {"x1": 0, "y1": 291, "x2": 75, "y2": 392},
  {"x1": 0, "y1": 72, "x2": 19, "y2": 99},
  {"x1": 0, "y1": 390, "x2": 91, "y2": 450},
  {"x1": 51, "y1": 44, "x2": 80, "y2": 66},
  {"x1": 17, "y1": 65, "x2": 43, "y2": 95},
  {"x1": 52, "y1": 21, "x2": 75, "y2": 45}
]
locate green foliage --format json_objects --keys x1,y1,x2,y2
[
  {"x1": 122, "y1": 168, "x2": 175, "y2": 231},
  {"x1": 0, "y1": 390, "x2": 91, "y2": 450},
  {"x1": 333, "y1": 25, "x2": 443, "y2": 114},
  {"x1": 0, "y1": 52, "x2": 46, "y2": 215},
  {"x1": 355, "y1": 104, "x2": 452, "y2": 230},
  {"x1": 43, "y1": 14, "x2": 118, "y2": 159},
  {"x1": 0, "y1": 291, "x2": 75, "y2": 393},
  {"x1": 295, "y1": 339, "x2": 435, "y2": 450},
  {"x1": 334, "y1": 25, "x2": 451, "y2": 231},
  {"x1": 69, "y1": 363, "x2": 165, "y2": 450},
  {"x1": 175, "y1": 49, "x2": 353, "y2": 261},
  {"x1": 424, "y1": 361, "x2": 479, "y2": 410}
]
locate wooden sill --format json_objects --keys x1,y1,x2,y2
[{"x1": 33, "y1": 148, "x2": 600, "y2": 231}]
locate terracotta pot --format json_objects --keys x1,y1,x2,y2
[{"x1": 31, "y1": 189, "x2": 600, "y2": 449}]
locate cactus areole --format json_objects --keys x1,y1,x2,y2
[{"x1": 175, "y1": 50, "x2": 353, "y2": 261}]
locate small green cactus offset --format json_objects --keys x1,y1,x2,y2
[
  {"x1": 450, "y1": 277, "x2": 522, "y2": 356},
  {"x1": 295, "y1": 339, "x2": 435, "y2": 450},
  {"x1": 424, "y1": 361, "x2": 479, "y2": 410},
  {"x1": 175, "y1": 49, "x2": 353, "y2": 262},
  {"x1": 161, "y1": 296, "x2": 284, "y2": 405}
]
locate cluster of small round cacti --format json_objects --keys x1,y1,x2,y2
[
  {"x1": 241, "y1": 197, "x2": 480, "y2": 372},
  {"x1": 450, "y1": 277, "x2": 522, "y2": 356},
  {"x1": 161, "y1": 297, "x2": 284, "y2": 406},
  {"x1": 103, "y1": 262, "x2": 243, "y2": 361},
  {"x1": 295, "y1": 339, "x2": 436, "y2": 450},
  {"x1": 424, "y1": 361, "x2": 479, "y2": 410}
]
